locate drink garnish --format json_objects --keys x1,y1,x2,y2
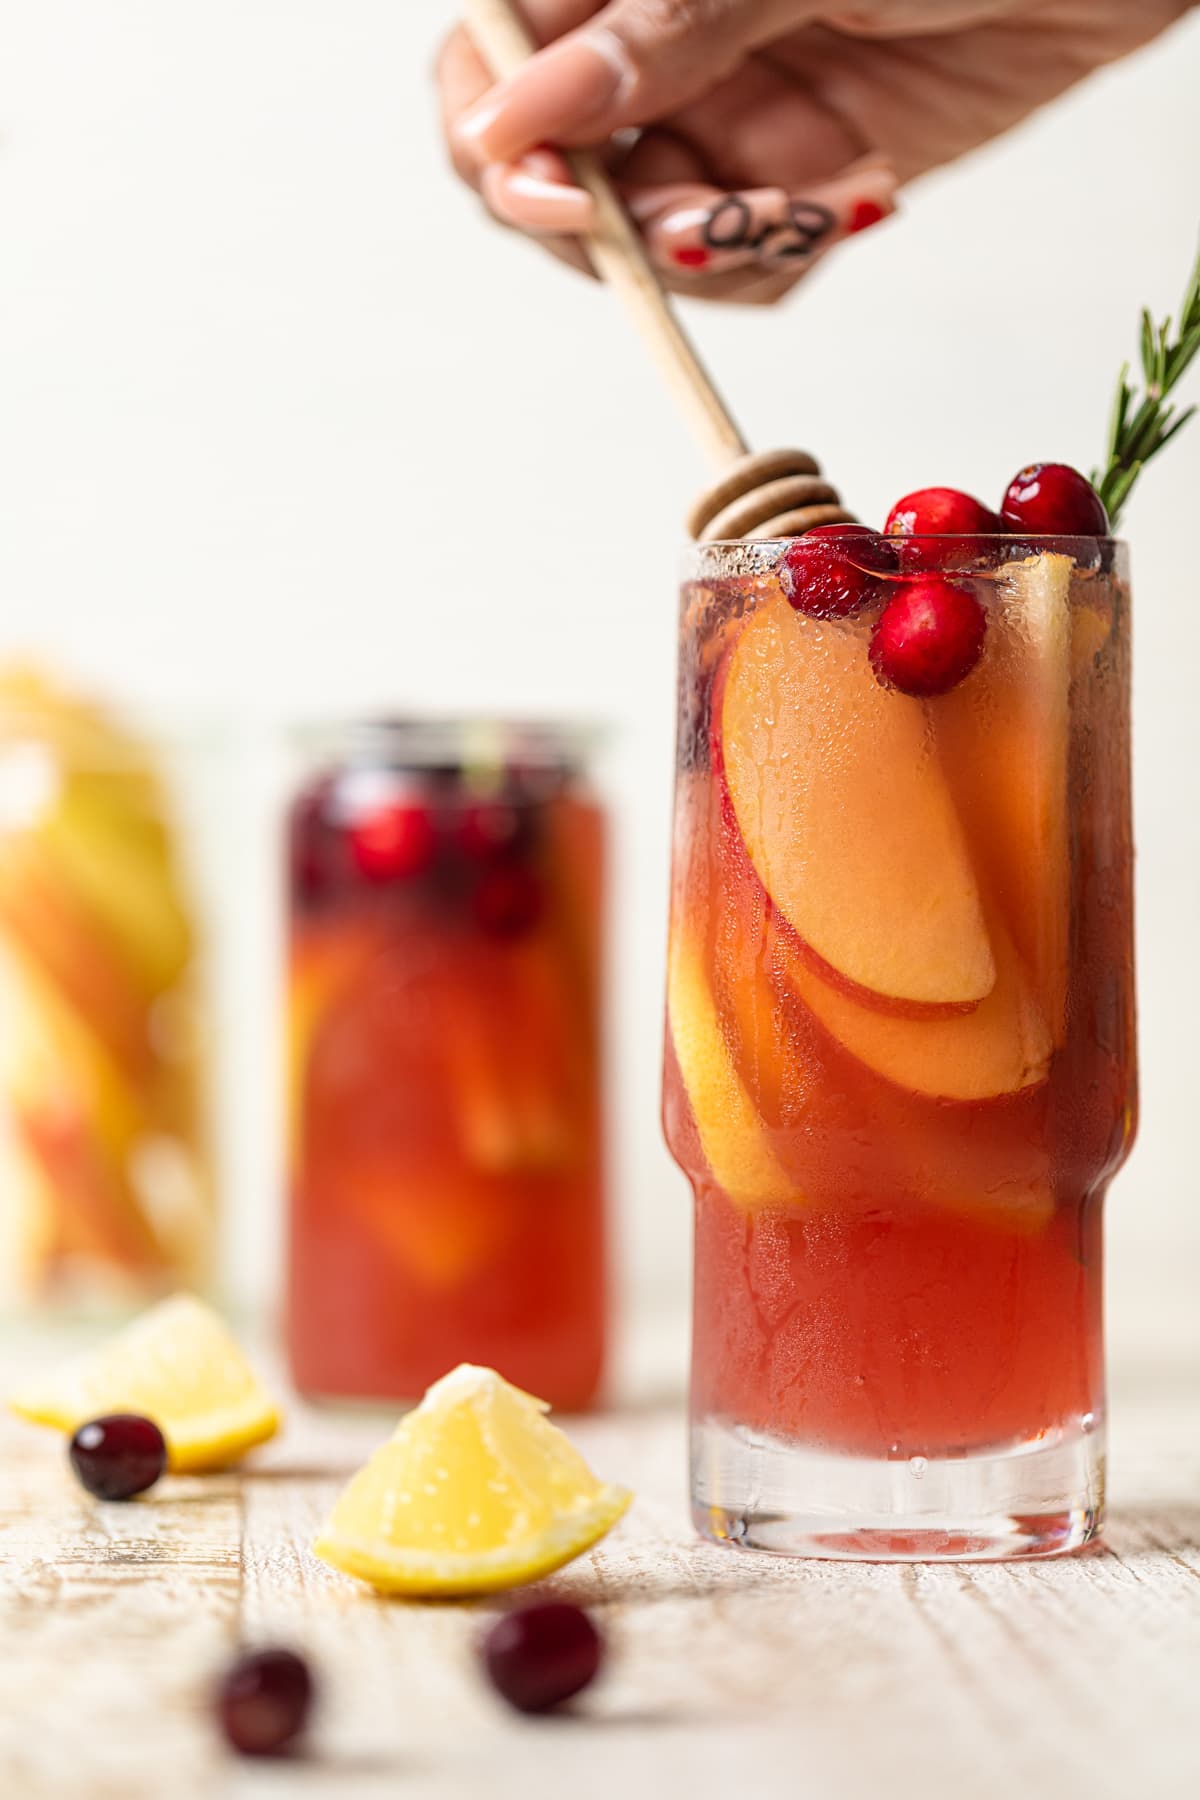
[
  {"x1": 312, "y1": 1364, "x2": 629, "y2": 1595},
  {"x1": 1094, "y1": 242, "x2": 1200, "y2": 526},
  {"x1": 10, "y1": 1293, "x2": 280, "y2": 1471}
]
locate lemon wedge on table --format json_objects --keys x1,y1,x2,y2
[
  {"x1": 313, "y1": 1365, "x2": 631, "y2": 1597},
  {"x1": 9, "y1": 1293, "x2": 280, "y2": 1472}
]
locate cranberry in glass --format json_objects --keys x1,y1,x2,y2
[
  {"x1": 472, "y1": 863, "x2": 544, "y2": 938},
  {"x1": 884, "y1": 487, "x2": 1003, "y2": 568},
  {"x1": 349, "y1": 801, "x2": 438, "y2": 883},
  {"x1": 68, "y1": 1414, "x2": 167, "y2": 1501},
  {"x1": 482, "y1": 1603, "x2": 603, "y2": 1714},
  {"x1": 806, "y1": 521, "x2": 898, "y2": 572},
  {"x1": 780, "y1": 525, "x2": 893, "y2": 619},
  {"x1": 870, "y1": 577, "x2": 987, "y2": 698},
  {"x1": 217, "y1": 1648, "x2": 314, "y2": 1758},
  {"x1": 289, "y1": 788, "x2": 343, "y2": 909},
  {"x1": 1000, "y1": 463, "x2": 1109, "y2": 537},
  {"x1": 456, "y1": 800, "x2": 529, "y2": 864}
]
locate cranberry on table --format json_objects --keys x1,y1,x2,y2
[
  {"x1": 482, "y1": 1603, "x2": 603, "y2": 1714},
  {"x1": 217, "y1": 1648, "x2": 314, "y2": 1758},
  {"x1": 870, "y1": 577, "x2": 988, "y2": 698},
  {"x1": 780, "y1": 525, "x2": 894, "y2": 619},
  {"x1": 348, "y1": 801, "x2": 438, "y2": 883},
  {"x1": 1000, "y1": 463, "x2": 1110, "y2": 536},
  {"x1": 68, "y1": 1414, "x2": 167, "y2": 1501}
]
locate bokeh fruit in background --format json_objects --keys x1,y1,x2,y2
[{"x1": 0, "y1": 668, "x2": 212, "y2": 1308}]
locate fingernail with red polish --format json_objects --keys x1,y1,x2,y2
[
  {"x1": 638, "y1": 170, "x2": 897, "y2": 279},
  {"x1": 849, "y1": 199, "x2": 888, "y2": 234}
]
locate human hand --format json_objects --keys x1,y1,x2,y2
[{"x1": 438, "y1": 1, "x2": 1190, "y2": 303}]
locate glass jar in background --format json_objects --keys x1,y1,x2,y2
[
  {"x1": 0, "y1": 668, "x2": 212, "y2": 1310},
  {"x1": 285, "y1": 719, "x2": 608, "y2": 1410}
]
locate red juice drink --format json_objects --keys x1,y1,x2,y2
[
  {"x1": 286, "y1": 722, "x2": 607, "y2": 1409},
  {"x1": 664, "y1": 532, "x2": 1135, "y2": 1558}
]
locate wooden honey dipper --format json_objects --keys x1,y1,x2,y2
[{"x1": 463, "y1": 0, "x2": 857, "y2": 541}]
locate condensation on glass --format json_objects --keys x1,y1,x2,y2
[{"x1": 664, "y1": 535, "x2": 1135, "y2": 1559}]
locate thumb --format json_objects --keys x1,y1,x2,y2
[{"x1": 456, "y1": 0, "x2": 806, "y2": 165}]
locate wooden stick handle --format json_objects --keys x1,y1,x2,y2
[{"x1": 462, "y1": 0, "x2": 748, "y2": 467}]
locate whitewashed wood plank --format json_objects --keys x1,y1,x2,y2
[
  {"x1": 0, "y1": 1334, "x2": 1198, "y2": 1800},
  {"x1": 0, "y1": 1422, "x2": 241, "y2": 1799}
]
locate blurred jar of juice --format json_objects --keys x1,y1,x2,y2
[
  {"x1": 284, "y1": 719, "x2": 608, "y2": 1409},
  {"x1": 0, "y1": 669, "x2": 212, "y2": 1310}
]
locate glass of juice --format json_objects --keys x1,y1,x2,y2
[
  {"x1": 285, "y1": 718, "x2": 607, "y2": 1410},
  {"x1": 664, "y1": 532, "x2": 1135, "y2": 1558}
]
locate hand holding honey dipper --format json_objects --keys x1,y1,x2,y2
[
  {"x1": 441, "y1": 2, "x2": 1188, "y2": 303},
  {"x1": 447, "y1": 1, "x2": 1191, "y2": 540}
]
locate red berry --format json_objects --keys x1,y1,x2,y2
[
  {"x1": 886, "y1": 486, "x2": 1000, "y2": 539},
  {"x1": 884, "y1": 487, "x2": 1002, "y2": 569},
  {"x1": 69, "y1": 1414, "x2": 167, "y2": 1501},
  {"x1": 1000, "y1": 463, "x2": 1109, "y2": 536},
  {"x1": 807, "y1": 522, "x2": 898, "y2": 572},
  {"x1": 870, "y1": 577, "x2": 987, "y2": 697},
  {"x1": 780, "y1": 526, "x2": 892, "y2": 619},
  {"x1": 455, "y1": 801, "x2": 529, "y2": 864},
  {"x1": 217, "y1": 1648, "x2": 314, "y2": 1758},
  {"x1": 349, "y1": 801, "x2": 437, "y2": 883},
  {"x1": 471, "y1": 863, "x2": 544, "y2": 939},
  {"x1": 482, "y1": 1603, "x2": 603, "y2": 1714}
]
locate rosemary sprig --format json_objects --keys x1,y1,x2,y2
[{"x1": 1093, "y1": 242, "x2": 1200, "y2": 527}]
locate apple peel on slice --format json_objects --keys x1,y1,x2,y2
[
  {"x1": 719, "y1": 592, "x2": 996, "y2": 1009},
  {"x1": 779, "y1": 906, "x2": 1052, "y2": 1103}
]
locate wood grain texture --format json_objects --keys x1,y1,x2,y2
[{"x1": 0, "y1": 1329, "x2": 1197, "y2": 1800}]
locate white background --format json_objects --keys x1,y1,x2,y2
[{"x1": 1, "y1": 3, "x2": 1198, "y2": 1364}]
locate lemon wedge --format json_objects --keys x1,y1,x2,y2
[
  {"x1": 9, "y1": 1293, "x2": 280, "y2": 1472},
  {"x1": 313, "y1": 1364, "x2": 630, "y2": 1596}
]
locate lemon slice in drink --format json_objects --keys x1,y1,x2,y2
[
  {"x1": 10, "y1": 1293, "x2": 280, "y2": 1472},
  {"x1": 313, "y1": 1365, "x2": 631, "y2": 1596}
]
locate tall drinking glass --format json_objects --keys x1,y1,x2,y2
[{"x1": 663, "y1": 534, "x2": 1135, "y2": 1559}]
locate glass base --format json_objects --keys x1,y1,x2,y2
[{"x1": 691, "y1": 1414, "x2": 1105, "y2": 1562}]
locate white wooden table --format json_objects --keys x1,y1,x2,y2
[{"x1": 1, "y1": 1320, "x2": 1197, "y2": 1800}]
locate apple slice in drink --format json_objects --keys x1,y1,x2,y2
[
  {"x1": 711, "y1": 772, "x2": 1053, "y2": 1104},
  {"x1": 1071, "y1": 595, "x2": 1112, "y2": 678},
  {"x1": 775, "y1": 901, "x2": 1052, "y2": 1102},
  {"x1": 719, "y1": 591, "x2": 995, "y2": 1010},
  {"x1": 933, "y1": 552, "x2": 1072, "y2": 1042},
  {"x1": 442, "y1": 936, "x2": 585, "y2": 1176},
  {"x1": 667, "y1": 919, "x2": 796, "y2": 1211}
]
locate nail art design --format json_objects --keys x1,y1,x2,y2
[
  {"x1": 638, "y1": 172, "x2": 897, "y2": 280},
  {"x1": 702, "y1": 194, "x2": 836, "y2": 263}
]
